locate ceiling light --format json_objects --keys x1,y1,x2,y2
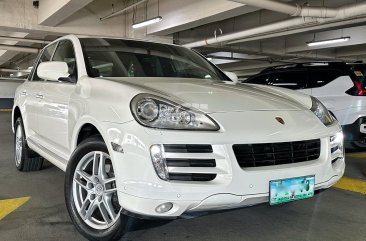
[
  {"x1": 207, "y1": 57, "x2": 213, "y2": 61},
  {"x1": 307, "y1": 37, "x2": 350, "y2": 46},
  {"x1": 132, "y1": 16, "x2": 162, "y2": 29}
]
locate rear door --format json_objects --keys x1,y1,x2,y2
[
  {"x1": 309, "y1": 67, "x2": 352, "y2": 110},
  {"x1": 36, "y1": 40, "x2": 78, "y2": 159},
  {"x1": 308, "y1": 67, "x2": 355, "y2": 125}
]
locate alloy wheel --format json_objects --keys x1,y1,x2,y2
[
  {"x1": 72, "y1": 151, "x2": 121, "y2": 230},
  {"x1": 15, "y1": 125, "x2": 23, "y2": 167}
]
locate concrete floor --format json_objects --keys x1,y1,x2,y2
[{"x1": 0, "y1": 112, "x2": 365, "y2": 241}]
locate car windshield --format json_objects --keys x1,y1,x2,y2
[{"x1": 80, "y1": 38, "x2": 227, "y2": 81}]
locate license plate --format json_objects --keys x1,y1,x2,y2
[{"x1": 269, "y1": 175, "x2": 315, "y2": 205}]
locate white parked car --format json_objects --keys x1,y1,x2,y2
[
  {"x1": 13, "y1": 35, "x2": 345, "y2": 241},
  {"x1": 244, "y1": 62, "x2": 366, "y2": 149}
]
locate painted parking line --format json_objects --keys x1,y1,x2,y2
[
  {"x1": 347, "y1": 152, "x2": 366, "y2": 159},
  {"x1": 0, "y1": 109, "x2": 12, "y2": 112},
  {"x1": 0, "y1": 197, "x2": 30, "y2": 220},
  {"x1": 334, "y1": 177, "x2": 366, "y2": 195}
]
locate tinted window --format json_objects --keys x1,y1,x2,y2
[
  {"x1": 246, "y1": 73, "x2": 272, "y2": 84},
  {"x1": 52, "y1": 40, "x2": 77, "y2": 82},
  {"x1": 273, "y1": 70, "x2": 308, "y2": 89},
  {"x1": 308, "y1": 68, "x2": 348, "y2": 88},
  {"x1": 80, "y1": 38, "x2": 226, "y2": 80},
  {"x1": 31, "y1": 43, "x2": 57, "y2": 81}
]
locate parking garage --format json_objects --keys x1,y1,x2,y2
[{"x1": 0, "y1": 0, "x2": 366, "y2": 240}]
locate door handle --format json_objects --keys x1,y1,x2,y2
[
  {"x1": 21, "y1": 90, "x2": 27, "y2": 96},
  {"x1": 36, "y1": 94, "x2": 44, "y2": 99}
]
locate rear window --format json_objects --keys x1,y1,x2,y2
[
  {"x1": 345, "y1": 65, "x2": 366, "y2": 95},
  {"x1": 272, "y1": 70, "x2": 308, "y2": 89},
  {"x1": 308, "y1": 68, "x2": 348, "y2": 88},
  {"x1": 246, "y1": 73, "x2": 272, "y2": 84},
  {"x1": 351, "y1": 65, "x2": 366, "y2": 85}
]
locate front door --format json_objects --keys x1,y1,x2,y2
[
  {"x1": 25, "y1": 43, "x2": 57, "y2": 139},
  {"x1": 36, "y1": 40, "x2": 78, "y2": 159}
]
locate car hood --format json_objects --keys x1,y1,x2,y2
[{"x1": 104, "y1": 77, "x2": 310, "y2": 113}]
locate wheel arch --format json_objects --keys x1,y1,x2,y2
[
  {"x1": 71, "y1": 117, "x2": 112, "y2": 155},
  {"x1": 12, "y1": 106, "x2": 22, "y2": 133}
]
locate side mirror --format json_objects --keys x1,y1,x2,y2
[
  {"x1": 37, "y1": 61, "x2": 69, "y2": 81},
  {"x1": 224, "y1": 71, "x2": 238, "y2": 84}
]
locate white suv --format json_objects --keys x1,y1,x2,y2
[
  {"x1": 245, "y1": 62, "x2": 366, "y2": 149},
  {"x1": 13, "y1": 35, "x2": 345, "y2": 241}
]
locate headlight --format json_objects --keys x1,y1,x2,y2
[
  {"x1": 310, "y1": 97, "x2": 335, "y2": 126},
  {"x1": 130, "y1": 94, "x2": 220, "y2": 130}
]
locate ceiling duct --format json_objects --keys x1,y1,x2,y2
[
  {"x1": 183, "y1": 1, "x2": 366, "y2": 48},
  {"x1": 0, "y1": 36, "x2": 50, "y2": 44},
  {"x1": 229, "y1": 0, "x2": 338, "y2": 18},
  {"x1": 0, "y1": 45, "x2": 40, "y2": 53}
]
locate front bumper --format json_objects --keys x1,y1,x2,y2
[{"x1": 101, "y1": 111, "x2": 345, "y2": 218}]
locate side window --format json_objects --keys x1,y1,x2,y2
[
  {"x1": 52, "y1": 40, "x2": 78, "y2": 82},
  {"x1": 308, "y1": 69, "x2": 346, "y2": 88},
  {"x1": 273, "y1": 70, "x2": 308, "y2": 90},
  {"x1": 246, "y1": 74, "x2": 272, "y2": 85},
  {"x1": 31, "y1": 43, "x2": 57, "y2": 81}
]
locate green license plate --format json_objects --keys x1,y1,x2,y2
[{"x1": 269, "y1": 175, "x2": 315, "y2": 205}]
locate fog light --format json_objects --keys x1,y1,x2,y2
[
  {"x1": 155, "y1": 202, "x2": 173, "y2": 213},
  {"x1": 330, "y1": 132, "x2": 343, "y2": 144},
  {"x1": 150, "y1": 144, "x2": 169, "y2": 181}
]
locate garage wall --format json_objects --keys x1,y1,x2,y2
[{"x1": 0, "y1": 80, "x2": 23, "y2": 109}]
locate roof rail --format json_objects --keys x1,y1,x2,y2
[{"x1": 261, "y1": 61, "x2": 350, "y2": 73}]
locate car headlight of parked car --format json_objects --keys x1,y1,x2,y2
[
  {"x1": 310, "y1": 97, "x2": 335, "y2": 126},
  {"x1": 130, "y1": 94, "x2": 220, "y2": 131}
]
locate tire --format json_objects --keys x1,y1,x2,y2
[
  {"x1": 65, "y1": 136, "x2": 129, "y2": 241},
  {"x1": 352, "y1": 140, "x2": 366, "y2": 151},
  {"x1": 14, "y1": 117, "x2": 43, "y2": 172}
]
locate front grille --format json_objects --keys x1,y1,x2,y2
[
  {"x1": 166, "y1": 159, "x2": 216, "y2": 167},
  {"x1": 169, "y1": 173, "x2": 217, "y2": 181},
  {"x1": 233, "y1": 139, "x2": 321, "y2": 168},
  {"x1": 163, "y1": 144, "x2": 217, "y2": 181},
  {"x1": 163, "y1": 144, "x2": 213, "y2": 153}
]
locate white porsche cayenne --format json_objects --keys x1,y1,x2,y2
[{"x1": 12, "y1": 35, "x2": 345, "y2": 240}]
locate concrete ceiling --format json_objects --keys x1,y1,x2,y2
[{"x1": 1, "y1": 0, "x2": 366, "y2": 79}]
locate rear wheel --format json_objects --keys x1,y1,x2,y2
[
  {"x1": 352, "y1": 140, "x2": 366, "y2": 150},
  {"x1": 65, "y1": 137, "x2": 129, "y2": 241},
  {"x1": 14, "y1": 117, "x2": 43, "y2": 172}
]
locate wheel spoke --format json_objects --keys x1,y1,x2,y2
[
  {"x1": 79, "y1": 197, "x2": 90, "y2": 218},
  {"x1": 104, "y1": 177, "x2": 115, "y2": 184},
  {"x1": 92, "y1": 152, "x2": 101, "y2": 176},
  {"x1": 76, "y1": 170, "x2": 92, "y2": 183},
  {"x1": 104, "y1": 187, "x2": 117, "y2": 194},
  {"x1": 104, "y1": 176, "x2": 116, "y2": 194},
  {"x1": 74, "y1": 178, "x2": 91, "y2": 191},
  {"x1": 103, "y1": 196, "x2": 117, "y2": 222},
  {"x1": 99, "y1": 201, "x2": 112, "y2": 224},
  {"x1": 82, "y1": 198, "x2": 97, "y2": 220},
  {"x1": 98, "y1": 153, "x2": 107, "y2": 179}
]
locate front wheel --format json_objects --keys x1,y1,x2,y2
[{"x1": 65, "y1": 137, "x2": 128, "y2": 241}]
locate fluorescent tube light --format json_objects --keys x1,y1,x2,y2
[
  {"x1": 132, "y1": 16, "x2": 162, "y2": 29},
  {"x1": 307, "y1": 37, "x2": 350, "y2": 46}
]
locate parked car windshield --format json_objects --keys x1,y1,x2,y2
[{"x1": 80, "y1": 38, "x2": 227, "y2": 81}]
